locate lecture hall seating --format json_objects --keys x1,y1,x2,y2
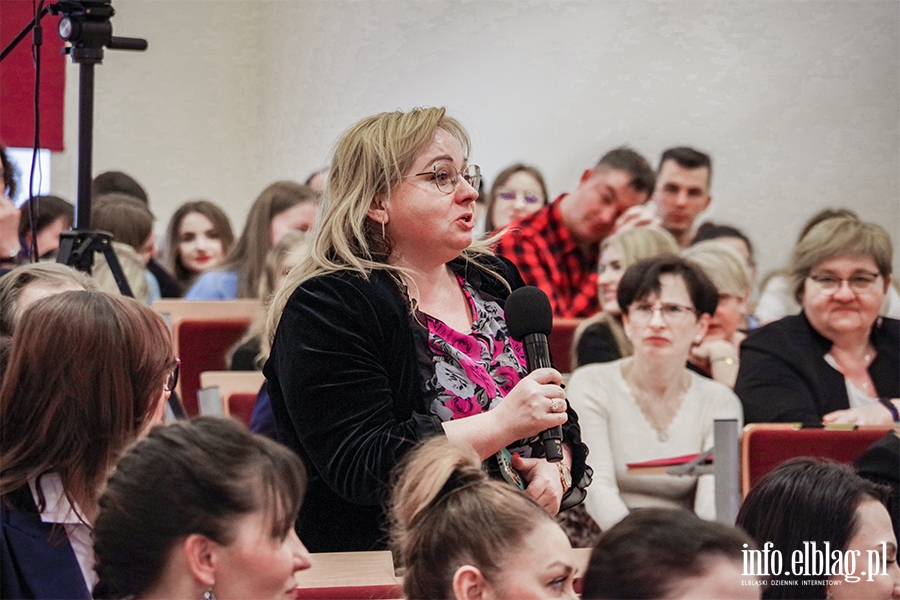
[
  {"x1": 153, "y1": 300, "x2": 261, "y2": 416},
  {"x1": 740, "y1": 423, "x2": 891, "y2": 496}
]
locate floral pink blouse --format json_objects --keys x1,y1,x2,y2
[{"x1": 417, "y1": 276, "x2": 535, "y2": 456}]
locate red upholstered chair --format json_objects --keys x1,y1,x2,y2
[
  {"x1": 548, "y1": 318, "x2": 582, "y2": 374},
  {"x1": 226, "y1": 392, "x2": 259, "y2": 427},
  {"x1": 741, "y1": 423, "x2": 891, "y2": 496},
  {"x1": 175, "y1": 320, "x2": 253, "y2": 416},
  {"x1": 153, "y1": 300, "x2": 260, "y2": 417}
]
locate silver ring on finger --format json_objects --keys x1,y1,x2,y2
[{"x1": 550, "y1": 399, "x2": 560, "y2": 412}]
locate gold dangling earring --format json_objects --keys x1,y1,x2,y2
[{"x1": 381, "y1": 219, "x2": 386, "y2": 239}]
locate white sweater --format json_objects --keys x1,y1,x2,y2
[{"x1": 568, "y1": 358, "x2": 743, "y2": 530}]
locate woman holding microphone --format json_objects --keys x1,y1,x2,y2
[{"x1": 266, "y1": 107, "x2": 588, "y2": 552}]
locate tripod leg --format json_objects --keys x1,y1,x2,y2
[{"x1": 99, "y1": 241, "x2": 134, "y2": 298}]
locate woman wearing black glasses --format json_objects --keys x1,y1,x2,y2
[
  {"x1": 265, "y1": 107, "x2": 588, "y2": 553},
  {"x1": 567, "y1": 255, "x2": 742, "y2": 532},
  {"x1": 0, "y1": 291, "x2": 177, "y2": 600},
  {"x1": 736, "y1": 217, "x2": 899, "y2": 426}
]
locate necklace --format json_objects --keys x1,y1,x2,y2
[
  {"x1": 624, "y1": 365, "x2": 689, "y2": 442},
  {"x1": 830, "y1": 347, "x2": 876, "y2": 391}
]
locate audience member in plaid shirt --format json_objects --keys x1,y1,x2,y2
[{"x1": 496, "y1": 148, "x2": 656, "y2": 318}]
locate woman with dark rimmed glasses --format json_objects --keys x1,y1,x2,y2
[
  {"x1": 568, "y1": 254, "x2": 743, "y2": 531},
  {"x1": 736, "y1": 217, "x2": 899, "y2": 426},
  {"x1": 0, "y1": 290, "x2": 177, "y2": 599},
  {"x1": 265, "y1": 107, "x2": 589, "y2": 553}
]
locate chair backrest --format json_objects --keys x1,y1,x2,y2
[
  {"x1": 741, "y1": 423, "x2": 891, "y2": 496},
  {"x1": 226, "y1": 392, "x2": 258, "y2": 427},
  {"x1": 548, "y1": 318, "x2": 582, "y2": 374},
  {"x1": 175, "y1": 321, "x2": 255, "y2": 416},
  {"x1": 293, "y1": 584, "x2": 403, "y2": 599},
  {"x1": 152, "y1": 299, "x2": 261, "y2": 330},
  {"x1": 199, "y1": 371, "x2": 265, "y2": 402},
  {"x1": 153, "y1": 300, "x2": 261, "y2": 416},
  {"x1": 199, "y1": 371, "x2": 265, "y2": 426},
  {"x1": 293, "y1": 551, "x2": 401, "y2": 599}
]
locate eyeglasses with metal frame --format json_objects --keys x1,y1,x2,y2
[
  {"x1": 628, "y1": 303, "x2": 699, "y2": 324},
  {"x1": 403, "y1": 162, "x2": 481, "y2": 194}
]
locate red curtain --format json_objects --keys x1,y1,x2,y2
[{"x1": 1, "y1": 0, "x2": 66, "y2": 151}]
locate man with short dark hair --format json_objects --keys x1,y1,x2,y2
[
  {"x1": 653, "y1": 147, "x2": 712, "y2": 248},
  {"x1": 496, "y1": 147, "x2": 655, "y2": 318}
]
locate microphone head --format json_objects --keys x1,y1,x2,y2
[{"x1": 505, "y1": 286, "x2": 553, "y2": 341}]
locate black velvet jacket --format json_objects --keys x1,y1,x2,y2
[
  {"x1": 265, "y1": 256, "x2": 589, "y2": 552},
  {"x1": 735, "y1": 312, "x2": 899, "y2": 424}
]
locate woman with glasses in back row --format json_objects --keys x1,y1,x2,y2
[
  {"x1": 736, "y1": 217, "x2": 899, "y2": 426},
  {"x1": 265, "y1": 107, "x2": 588, "y2": 553},
  {"x1": 567, "y1": 255, "x2": 742, "y2": 531},
  {"x1": 484, "y1": 163, "x2": 549, "y2": 234}
]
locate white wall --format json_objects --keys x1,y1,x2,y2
[{"x1": 50, "y1": 0, "x2": 900, "y2": 280}]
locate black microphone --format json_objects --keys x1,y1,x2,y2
[{"x1": 505, "y1": 286, "x2": 564, "y2": 462}]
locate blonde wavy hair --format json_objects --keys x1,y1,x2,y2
[
  {"x1": 267, "y1": 107, "x2": 497, "y2": 342},
  {"x1": 682, "y1": 240, "x2": 752, "y2": 299}
]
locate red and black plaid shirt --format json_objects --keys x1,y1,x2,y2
[{"x1": 495, "y1": 195, "x2": 599, "y2": 318}]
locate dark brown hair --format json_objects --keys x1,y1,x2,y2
[
  {"x1": 596, "y1": 146, "x2": 656, "y2": 196},
  {"x1": 658, "y1": 146, "x2": 713, "y2": 186},
  {"x1": 582, "y1": 508, "x2": 754, "y2": 599},
  {"x1": 163, "y1": 200, "x2": 235, "y2": 288},
  {"x1": 737, "y1": 458, "x2": 890, "y2": 599},
  {"x1": 93, "y1": 416, "x2": 307, "y2": 599},
  {"x1": 0, "y1": 291, "x2": 175, "y2": 508},
  {"x1": 617, "y1": 253, "x2": 719, "y2": 316},
  {"x1": 16, "y1": 195, "x2": 74, "y2": 238},
  {"x1": 91, "y1": 170, "x2": 148, "y2": 204},
  {"x1": 1, "y1": 144, "x2": 18, "y2": 200}
]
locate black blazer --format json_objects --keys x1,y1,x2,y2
[
  {"x1": 1, "y1": 486, "x2": 90, "y2": 600},
  {"x1": 265, "y1": 256, "x2": 589, "y2": 552},
  {"x1": 735, "y1": 313, "x2": 900, "y2": 424}
]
